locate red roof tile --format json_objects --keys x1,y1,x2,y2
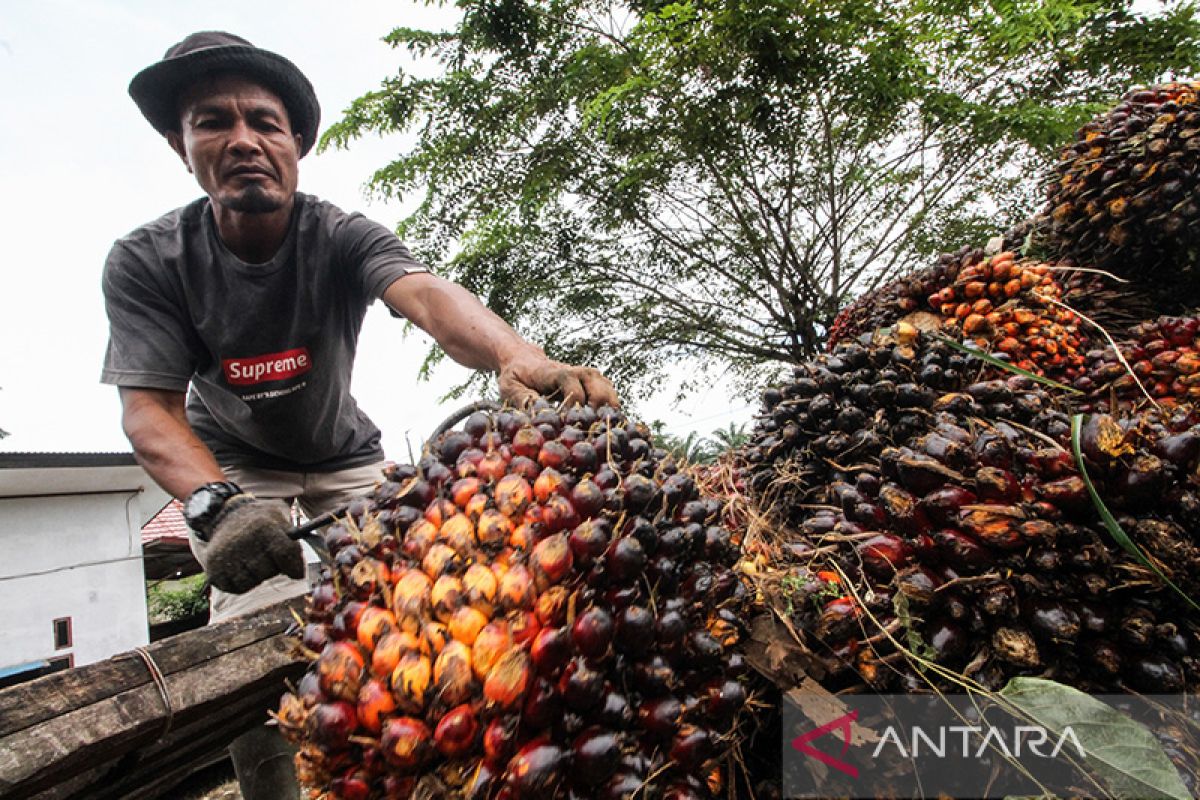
[{"x1": 142, "y1": 499, "x2": 191, "y2": 547}]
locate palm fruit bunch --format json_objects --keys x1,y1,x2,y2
[
  {"x1": 741, "y1": 330, "x2": 1200, "y2": 697},
  {"x1": 274, "y1": 400, "x2": 755, "y2": 800},
  {"x1": 1078, "y1": 315, "x2": 1200, "y2": 413},
  {"x1": 1044, "y1": 82, "x2": 1200, "y2": 299},
  {"x1": 825, "y1": 246, "x2": 975, "y2": 349},
  {"x1": 925, "y1": 251, "x2": 1088, "y2": 383}
]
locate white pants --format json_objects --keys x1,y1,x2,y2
[{"x1": 188, "y1": 460, "x2": 387, "y2": 622}]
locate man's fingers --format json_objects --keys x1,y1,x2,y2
[
  {"x1": 578, "y1": 368, "x2": 620, "y2": 408},
  {"x1": 554, "y1": 371, "x2": 588, "y2": 407},
  {"x1": 499, "y1": 373, "x2": 539, "y2": 409}
]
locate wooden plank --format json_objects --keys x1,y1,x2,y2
[
  {"x1": 0, "y1": 600, "x2": 299, "y2": 737},
  {"x1": 0, "y1": 602, "x2": 308, "y2": 799}
]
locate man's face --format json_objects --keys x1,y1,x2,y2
[{"x1": 167, "y1": 74, "x2": 301, "y2": 214}]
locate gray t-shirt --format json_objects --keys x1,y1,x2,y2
[{"x1": 100, "y1": 192, "x2": 427, "y2": 471}]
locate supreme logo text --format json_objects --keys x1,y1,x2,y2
[{"x1": 223, "y1": 347, "x2": 312, "y2": 386}]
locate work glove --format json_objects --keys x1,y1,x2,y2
[{"x1": 204, "y1": 496, "x2": 305, "y2": 594}]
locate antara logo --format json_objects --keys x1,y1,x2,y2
[{"x1": 223, "y1": 347, "x2": 312, "y2": 386}]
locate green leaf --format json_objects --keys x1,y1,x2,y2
[
  {"x1": 999, "y1": 677, "x2": 1192, "y2": 800},
  {"x1": 1069, "y1": 414, "x2": 1200, "y2": 613}
]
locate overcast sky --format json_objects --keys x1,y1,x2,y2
[{"x1": 0, "y1": 0, "x2": 754, "y2": 461}]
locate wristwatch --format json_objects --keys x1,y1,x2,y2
[{"x1": 183, "y1": 481, "x2": 243, "y2": 541}]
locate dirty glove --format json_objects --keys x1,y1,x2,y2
[{"x1": 204, "y1": 496, "x2": 305, "y2": 594}]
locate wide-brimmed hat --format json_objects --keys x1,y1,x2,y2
[{"x1": 129, "y1": 31, "x2": 320, "y2": 157}]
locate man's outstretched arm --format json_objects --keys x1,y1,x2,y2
[
  {"x1": 119, "y1": 387, "x2": 225, "y2": 500},
  {"x1": 382, "y1": 272, "x2": 619, "y2": 408}
]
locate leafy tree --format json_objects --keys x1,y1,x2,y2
[
  {"x1": 652, "y1": 420, "x2": 749, "y2": 462},
  {"x1": 328, "y1": 0, "x2": 1200, "y2": 398}
]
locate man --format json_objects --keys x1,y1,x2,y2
[{"x1": 102, "y1": 31, "x2": 616, "y2": 798}]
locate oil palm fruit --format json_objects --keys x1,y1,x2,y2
[
  {"x1": 1079, "y1": 315, "x2": 1200, "y2": 413},
  {"x1": 744, "y1": 333, "x2": 1199, "y2": 696},
  {"x1": 1044, "y1": 82, "x2": 1200, "y2": 299},
  {"x1": 276, "y1": 400, "x2": 753, "y2": 799},
  {"x1": 826, "y1": 246, "x2": 976, "y2": 348}
]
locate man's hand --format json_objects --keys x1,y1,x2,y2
[
  {"x1": 204, "y1": 496, "x2": 305, "y2": 594},
  {"x1": 498, "y1": 349, "x2": 620, "y2": 409}
]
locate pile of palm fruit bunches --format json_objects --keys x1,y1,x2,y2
[
  {"x1": 740, "y1": 81, "x2": 1200, "y2": 789},
  {"x1": 275, "y1": 400, "x2": 764, "y2": 800}
]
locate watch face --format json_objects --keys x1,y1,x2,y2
[{"x1": 184, "y1": 488, "x2": 216, "y2": 522}]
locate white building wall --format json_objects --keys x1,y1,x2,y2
[{"x1": 0, "y1": 481, "x2": 165, "y2": 670}]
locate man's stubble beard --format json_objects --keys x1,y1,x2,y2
[{"x1": 224, "y1": 184, "x2": 286, "y2": 214}]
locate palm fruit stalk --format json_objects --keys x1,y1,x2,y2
[
  {"x1": 275, "y1": 400, "x2": 755, "y2": 800},
  {"x1": 1044, "y1": 82, "x2": 1200, "y2": 302},
  {"x1": 741, "y1": 331, "x2": 1199, "y2": 701},
  {"x1": 1079, "y1": 315, "x2": 1200, "y2": 414},
  {"x1": 926, "y1": 251, "x2": 1088, "y2": 383},
  {"x1": 825, "y1": 246, "x2": 977, "y2": 349}
]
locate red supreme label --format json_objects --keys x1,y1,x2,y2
[{"x1": 222, "y1": 347, "x2": 312, "y2": 386}]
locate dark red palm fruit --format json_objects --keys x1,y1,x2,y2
[
  {"x1": 573, "y1": 726, "x2": 623, "y2": 784},
  {"x1": 856, "y1": 533, "x2": 913, "y2": 578},
  {"x1": 615, "y1": 605, "x2": 655, "y2": 656},
  {"x1": 622, "y1": 516, "x2": 658, "y2": 554},
  {"x1": 523, "y1": 676, "x2": 564, "y2": 728},
  {"x1": 331, "y1": 770, "x2": 371, "y2": 800},
  {"x1": 572, "y1": 607, "x2": 616, "y2": 659},
  {"x1": 570, "y1": 478, "x2": 605, "y2": 517},
  {"x1": 456, "y1": 447, "x2": 487, "y2": 473},
  {"x1": 670, "y1": 726, "x2": 715, "y2": 771},
  {"x1": 604, "y1": 583, "x2": 642, "y2": 610},
  {"x1": 700, "y1": 678, "x2": 747, "y2": 723},
  {"x1": 424, "y1": 461, "x2": 454, "y2": 487},
  {"x1": 662, "y1": 783, "x2": 710, "y2": 800},
  {"x1": 301, "y1": 622, "x2": 330, "y2": 653},
  {"x1": 531, "y1": 626, "x2": 572, "y2": 676},
  {"x1": 661, "y1": 473, "x2": 696, "y2": 509},
  {"x1": 927, "y1": 620, "x2": 969, "y2": 661},
  {"x1": 930, "y1": 528, "x2": 991, "y2": 571},
  {"x1": 483, "y1": 716, "x2": 520, "y2": 768},
  {"x1": 558, "y1": 424, "x2": 585, "y2": 448},
  {"x1": 686, "y1": 630, "x2": 724, "y2": 669},
  {"x1": 508, "y1": 455, "x2": 541, "y2": 482},
  {"x1": 538, "y1": 440, "x2": 571, "y2": 470},
  {"x1": 439, "y1": 430, "x2": 474, "y2": 464},
  {"x1": 570, "y1": 441, "x2": 600, "y2": 473},
  {"x1": 541, "y1": 494, "x2": 581, "y2": 534},
  {"x1": 565, "y1": 403, "x2": 598, "y2": 428},
  {"x1": 593, "y1": 466, "x2": 620, "y2": 489},
  {"x1": 656, "y1": 609, "x2": 688, "y2": 649},
  {"x1": 598, "y1": 774, "x2": 644, "y2": 800},
  {"x1": 1025, "y1": 599, "x2": 1082, "y2": 644},
  {"x1": 532, "y1": 532, "x2": 574, "y2": 585},
  {"x1": 381, "y1": 716, "x2": 434, "y2": 771},
  {"x1": 463, "y1": 411, "x2": 491, "y2": 440},
  {"x1": 569, "y1": 518, "x2": 611, "y2": 566},
  {"x1": 621, "y1": 473, "x2": 657, "y2": 511},
  {"x1": 975, "y1": 467, "x2": 1021, "y2": 503},
  {"x1": 512, "y1": 426, "x2": 545, "y2": 460},
  {"x1": 1036, "y1": 476, "x2": 1090, "y2": 512},
  {"x1": 702, "y1": 526, "x2": 733, "y2": 561},
  {"x1": 1154, "y1": 430, "x2": 1200, "y2": 467},
  {"x1": 307, "y1": 700, "x2": 358, "y2": 751},
  {"x1": 920, "y1": 485, "x2": 977, "y2": 526},
  {"x1": 599, "y1": 689, "x2": 634, "y2": 729},
  {"x1": 631, "y1": 654, "x2": 676, "y2": 696},
  {"x1": 638, "y1": 695, "x2": 683, "y2": 740},
  {"x1": 606, "y1": 536, "x2": 648, "y2": 584},
  {"x1": 559, "y1": 656, "x2": 606, "y2": 711},
  {"x1": 296, "y1": 670, "x2": 325, "y2": 706},
  {"x1": 503, "y1": 737, "x2": 565, "y2": 798},
  {"x1": 676, "y1": 500, "x2": 710, "y2": 525},
  {"x1": 434, "y1": 703, "x2": 481, "y2": 758},
  {"x1": 1126, "y1": 654, "x2": 1186, "y2": 693}
]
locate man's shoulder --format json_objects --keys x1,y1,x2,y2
[{"x1": 113, "y1": 197, "x2": 210, "y2": 251}]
